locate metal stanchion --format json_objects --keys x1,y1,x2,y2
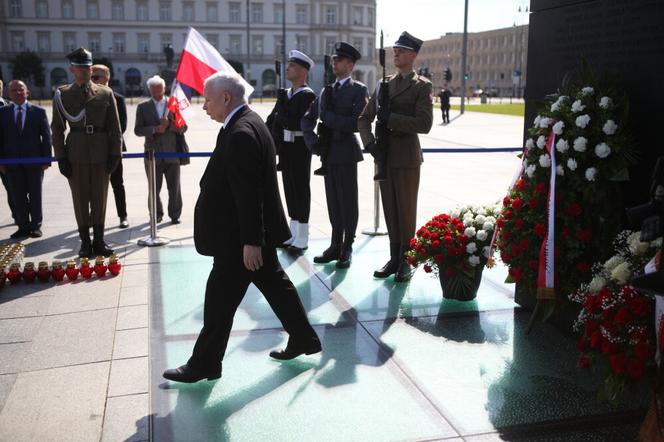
[
  {"x1": 362, "y1": 163, "x2": 388, "y2": 236},
  {"x1": 138, "y1": 149, "x2": 170, "y2": 247}
]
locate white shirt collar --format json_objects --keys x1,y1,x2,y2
[
  {"x1": 223, "y1": 103, "x2": 246, "y2": 128},
  {"x1": 335, "y1": 76, "x2": 351, "y2": 88}
]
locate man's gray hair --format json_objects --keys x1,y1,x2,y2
[
  {"x1": 146, "y1": 75, "x2": 166, "y2": 89},
  {"x1": 204, "y1": 72, "x2": 246, "y2": 102}
]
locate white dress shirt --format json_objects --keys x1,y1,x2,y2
[
  {"x1": 152, "y1": 98, "x2": 167, "y2": 118},
  {"x1": 223, "y1": 104, "x2": 247, "y2": 128}
]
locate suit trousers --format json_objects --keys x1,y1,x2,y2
[
  {"x1": 110, "y1": 159, "x2": 127, "y2": 218},
  {"x1": 281, "y1": 140, "x2": 311, "y2": 223},
  {"x1": 69, "y1": 162, "x2": 109, "y2": 227},
  {"x1": 1, "y1": 171, "x2": 15, "y2": 221},
  {"x1": 145, "y1": 160, "x2": 182, "y2": 221},
  {"x1": 6, "y1": 165, "x2": 43, "y2": 230},
  {"x1": 324, "y1": 163, "x2": 359, "y2": 245},
  {"x1": 380, "y1": 166, "x2": 421, "y2": 245},
  {"x1": 187, "y1": 247, "x2": 318, "y2": 372}
]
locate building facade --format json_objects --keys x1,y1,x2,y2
[
  {"x1": 384, "y1": 25, "x2": 528, "y2": 98},
  {"x1": 0, "y1": 0, "x2": 377, "y2": 97}
]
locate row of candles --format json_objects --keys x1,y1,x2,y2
[{"x1": 0, "y1": 243, "x2": 122, "y2": 286}]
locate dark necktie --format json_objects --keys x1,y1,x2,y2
[
  {"x1": 16, "y1": 107, "x2": 22, "y2": 131},
  {"x1": 334, "y1": 82, "x2": 341, "y2": 92}
]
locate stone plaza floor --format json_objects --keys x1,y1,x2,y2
[{"x1": 0, "y1": 102, "x2": 648, "y2": 441}]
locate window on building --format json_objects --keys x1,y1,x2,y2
[
  {"x1": 367, "y1": 8, "x2": 374, "y2": 27},
  {"x1": 295, "y1": 4, "x2": 307, "y2": 24},
  {"x1": 324, "y1": 37, "x2": 335, "y2": 55},
  {"x1": 138, "y1": 33, "x2": 150, "y2": 53},
  {"x1": 36, "y1": 0, "x2": 48, "y2": 18},
  {"x1": 112, "y1": 1, "x2": 124, "y2": 20},
  {"x1": 229, "y1": 2, "x2": 241, "y2": 23},
  {"x1": 63, "y1": 32, "x2": 76, "y2": 52},
  {"x1": 206, "y1": 34, "x2": 219, "y2": 49},
  {"x1": 352, "y1": 37, "x2": 363, "y2": 55},
  {"x1": 251, "y1": 3, "x2": 263, "y2": 23},
  {"x1": 160, "y1": 33, "x2": 173, "y2": 50},
  {"x1": 37, "y1": 32, "x2": 50, "y2": 52},
  {"x1": 367, "y1": 37, "x2": 374, "y2": 59},
  {"x1": 136, "y1": 1, "x2": 148, "y2": 20},
  {"x1": 352, "y1": 6, "x2": 363, "y2": 25},
  {"x1": 113, "y1": 33, "x2": 126, "y2": 53},
  {"x1": 206, "y1": 2, "x2": 218, "y2": 21},
  {"x1": 11, "y1": 32, "x2": 25, "y2": 52},
  {"x1": 87, "y1": 0, "x2": 99, "y2": 19},
  {"x1": 182, "y1": 2, "x2": 194, "y2": 21},
  {"x1": 274, "y1": 37, "x2": 284, "y2": 58},
  {"x1": 325, "y1": 5, "x2": 337, "y2": 25},
  {"x1": 88, "y1": 32, "x2": 101, "y2": 52},
  {"x1": 274, "y1": 3, "x2": 283, "y2": 23},
  {"x1": 159, "y1": 2, "x2": 171, "y2": 21},
  {"x1": 296, "y1": 35, "x2": 307, "y2": 53},
  {"x1": 229, "y1": 34, "x2": 242, "y2": 54},
  {"x1": 62, "y1": 0, "x2": 73, "y2": 18},
  {"x1": 9, "y1": 0, "x2": 22, "y2": 18},
  {"x1": 252, "y1": 35, "x2": 263, "y2": 55}
]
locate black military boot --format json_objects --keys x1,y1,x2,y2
[
  {"x1": 373, "y1": 242, "x2": 400, "y2": 278},
  {"x1": 92, "y1": 225, "x2": 114, "y2": 257},
  {"x1": 313, "y1": 157, "x2": 328, "y2": 176},
  {"x1": 78, "y1": 226, "x2": 92, "y2": 258},
  {"x1": 313, "y1": 230, "x2": 342, "y2": 264},
  {"x1": 395, "y1": 245, "x2": 414, "y2": 283},
  {"x1": 336, "y1": 242, "x2": 353, "y2": 269}
]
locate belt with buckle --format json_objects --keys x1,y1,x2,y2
[
  {"x1": 283, "y1": 129, "x2": 304, "y2": 142},
  {"x1": 70, "y1": 125, "x2": 107, "y2": 134}
]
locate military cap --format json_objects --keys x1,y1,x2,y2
[
  {"x1": 332, "y1": 42, "x2": 361, "y2": 63},
  {"x1": 66, "y1": 47, "x2": 93, "y2": 66},
  {"x1": 288, "y1": 50, "x2": 314, "y2": 70},
  {"x1": 393, "y1": 31, "x2": 423, "y2": 54}
]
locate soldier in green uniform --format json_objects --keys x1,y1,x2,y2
[
  {"x1": 358, "y1": 32, "x2": 433, "y2": 282},
  {"x1": 52, "y1": 48, "x2": 122, "y2": 257}
]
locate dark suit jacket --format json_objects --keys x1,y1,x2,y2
[
  {"x1": 134, "y1": 97, "x2": 188, "y2": 164},
  {"x1": 0, "y1": 103, "x2": 52, "y2": 167},
  {"x1": 194, "y1": 106, "x2": 290, "y2": 259},
  {"x1": 114, "y1": 92, "x2": 127, "y2": 151},
  {"x1": 302, "y1": 79, "x2": 368, "y2": 165}
]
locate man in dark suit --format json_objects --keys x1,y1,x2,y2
[
  {"x1": 134, "y1": 75, "x2": 186, "y2": 224},
  {"x1": 0, "y1": 80, "x2": 52, "y2": 239},
  {"x1": 302, "y1": 42, "x2": 368, "y2": 268},
  {"x1": 0, "y1": 79, "x2": 16, "y2": 224},
  {"x1": 163, "y1": 72, "x2": 321, "y2": 384},
  {"x1": 438, "y1": 88, "x2": 451, "y2": 124},
  {"x1": 92, "y1": 64, "x2": 129, "y2": 228}
]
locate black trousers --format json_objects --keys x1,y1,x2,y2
[
  {"x1": 187, "y1": 247, "x2": 318, "y2": 372},
  {"x1": 145, "y1": 160, "x2": 182, "y2": 221},
  {"x1": 1, "y1": 171, "x2": 15, "y2": 222},
  {"x1": 6, "y1": 165, "x2": 43, "y2": 230},
  {"x1": 281, "y1": 140, "x2": 311, "y2": 223},
  {"x1": 110, "y1": 159, "x2": 127, "y2": 218},
  {"x1": 441, "y1": 105, "x2": 450, "y2": 123},
  {"x1": 324, "y1": 163, "x2": 359, "y2": 246}
]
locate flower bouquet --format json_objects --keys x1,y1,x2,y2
[
  {"x1": 570, "y1": 230, "x2": 662, "y2": 401},
  {"x1": 407, "y1": 205, "x2": 499, "y2": 301}
]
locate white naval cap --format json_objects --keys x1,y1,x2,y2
[{"x1": 288, "y1": 50, "x2": 314, "y2": 70}]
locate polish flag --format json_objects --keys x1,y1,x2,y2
[{"x1": 168, "y1": 27, "x2": 254, "y2": 127}]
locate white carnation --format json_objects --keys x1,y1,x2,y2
[
  {"x1": 464, "y1": 227, "x2": 476, "y2": 238},
  {"x1": 468, "y1": 255, "x2": 481, "y2": 267},
  {"x1": 575, "y1": 114, "x2": 591, "y2": 128},
  {"x1": 539, "y1": 117, "x2": 553, "y2": 128},
  {"x1": 599, "y1": 96, "x2": 612, "y2": 109},
  {"x1": 550, "y1": 101, "x2": 561, "y2": 112},
  {"x1": 476, "y1": 207, "x2": 486, "y2": 216},
  {"x1": 482, "y1": 221, "x2": 494, "y2": 231},
  {"x1": 466, "y1": 242, "x2": 478, "y2": 254},
  {"x1": 525, "y1": 164, "x2": 536, "y2": 178},
  {"x1": 602, "y1": 120, "x2": 618, "y2": 135},
  {"x1": 463, "y1": 217, "x2": 474, "y2": 227},
  {"x1": 594, "y1": 142, "x2": 611, "y2": 158},
  {"x1": 628, "y1": 232, "x2": 650, "y2": 255},
  {"x1": 555, "y1": 138, "x2": 569, "y2": 153},
  {"x1": 482, "y1": 246, "x2": 491, "y2": 258},
  {"x1": 525, "y1": 138, "x2": 535, "y2": 149},
  {"x1": 476, "y1": 230, "x2": 488, "y2": 241},
  {"x1": 450, "y1": 209, "x2": 460, "y2": 218},
  {"x1": 536, "y1": 135, "x2": 547, "y2": 149},
  {"x1": 651, "y1": 237, "x2": 662, "y2": 248},
  {"x1": 610, "y1": 262, "x2": 631, "y2": 285},
  {"x1": 588, "y1": 276, "x2": 607, "y2": 293},
  {"x1": 556, "y1": 165, "x2": 565, "y2": 176},
  {"x1": 539, "y1": 154, "x2": 551, "y2": 168},
  {"x1": 585, "y1": 167, "x2": 598, "y2": 181},
  {"x1": 567, "y1": 158, "x2": 578, "y2": 171},
  {"x1": 581, "y1": 86, "x2": 595, "y2": 96},
  {"x1": 571, "y1": 100, "x2": 586, "y2": 113},
  {"x1": 573, "y1": 137, "x2": 588, "y2": 152},
  {"x1": 533, "y1": 115, "x2": 542, "y2": 127},
  {"x1": 552, "y1": 120, "x2": 565, "y2": 135},
  {"x1": 604, "y1": 256, "x2": 625, "y2": 273},
  {"x1": 475, "y1": 215, "x2": 486, "y2": 225},
  {"x1": 485, "y1": 216, "x2": 497, "y2": 224}
]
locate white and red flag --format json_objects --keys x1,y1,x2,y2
[{"x1": 168, "y1": 27, "x2": 254, "y2": 127}]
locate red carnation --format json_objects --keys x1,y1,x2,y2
[
  {"x1": 576, "y1": 230, "x2": 592, "y2": 242},
  {"x1": 590, "y1": 331, "x2": 601, "y2": 348},
  {"x1": 628, "y1": 297, "x2": 649, "y2": 317},
  {"x1": 409, "y1": 238, "x2": 417, "y2": 248},
  {"x1": 502, "y1": 252, "x2": 511, "y2": 263},
  {"x1": 621, "y1": 286, "x2": 636, "y2": 301},
  {"x1": 503, "y1": 210, "x2": 513, "y2": 219},
  {"x1": 516, "y1": 178, "x2": 527, "y2": 192},
  {"x1": 509, "y1": 267, "x2": 523, "y2": 282},
  {"x1": 496, "y1": 217, "x2": 504, "y2": 228},
  {"x1": 512, "y1": 198, "x2": 524, "y2": 211},
  {"x1": 529, "y1": 198, "x2": 539, "y2": 209},
  {"x1": 456, "y1": 224, "x2": 465, "y2": 233},
  {"x1": 627, "y1": 358, "x2": 646, "y2": 379},
  {"x1": 535, "y1": 182, "x2": 547, "y2": 194},
  {"x1": 585, "y1": 318, "x2": 600, "y2": 335},
  {"x1": 434, "y1": 254, "x2": 443, "y2": 264},
  {"x1": 579, "y1": 355, "x2": 591, "y2": 369},
  {"x1": 502, "y1": 230, "x2": 511, "y2": 242},
  {"x1": 423, "y1": 264, "x2": 432, "y2": 273},
  {"x1": 609, "y1": 353, "x2": 626, "y2": 374},
  {"x1": 576, "y1": 262, "x2": 590, "y2": 273},
  {"x1": 514, "y1": 218, "x2": 524, "y2": 230},
  {"x1": 601, "y1": 339, "x2": 618, "y2": 355},
  {"x1": 432, "y1": 240, "x2": 441, "y2": 250},
  {"x1": 430, "y1": 232, "x2": 439, "y2": 241},
  {"x1": 576, "y1": 337, "x2": 588, "y2": 351},
  {"x1": 634, "y1": 342, "x2": 653, "y2": 361},
  {"x1": 534, "y1": 223, "x2": 547, "y2": 237},
  {"x1": 443, "y1": 235, "x2": 453, "y2": 245},
  {"x1": 503, "y1": 196, "x2": 511, "y2": 207},
  {"x1": 528, "y1": 260, "x2": 538, "y2": 269},
  {"x1": 565, "y1": 203, "x2": 583, "y2": 218},
  {"x1": 614, "y1": 307, "x2": 632, "y2": 326},
  {"x1": 519, "y1": 238, "x2": 530, "y2": 250}
]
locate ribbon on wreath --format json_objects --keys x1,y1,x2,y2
[{"x1": 536, "y1": 132, "x2": 557, "y2": 300}]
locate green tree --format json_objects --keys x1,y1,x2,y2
[{"x1": 9, "y1": 51, "x2": 45, "y2": 88}]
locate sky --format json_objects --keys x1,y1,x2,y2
[{"x1": 376, "y1": 0, "x2": 530, "y2": 44}]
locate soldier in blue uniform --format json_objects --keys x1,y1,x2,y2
[{"x1": 302, "y1": 42, "x2": 368, "y2": 268}]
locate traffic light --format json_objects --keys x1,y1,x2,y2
[
  {"x1": 444, "y1": 67, "x2": 452, "y2": 82},
  {"x1": 464, "y1": 72, "x2": 470, "y2": 81}
]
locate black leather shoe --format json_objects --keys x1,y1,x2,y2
[
  {"x1": 373, "y1": 259, "x2": 398, "y2": 278},
  {"x1": 336, "y1": 247, "x2": 352, "y2": 269},
  {"x1": 287, "y1": 245, "x2": 307, "y2": 255},
  {"x1": 313, "y1": 245, "x2": 340, "y2": 264},
  {"x1": 269, "y1": 337, "x2": 322, "y2": 360},
  {"x1": 394, "y1": 260, "x2": 413, "y2": 283},
  {"x1": 9, "y1": 229, "x2": 30, "y2": 239},
  {"x1": 171, "y1": 218, "x2": 181, "y2": 225},
  {"x1": 29, "y1": 228, "x2": 43, "y2": 238},
  {"x1": 119, "y1": 218, "x2": 129, "y2": 229},
  {"x1": 156, "y1": 215, "x2": 163, "y2": 223},
  {"x1": 163, "y1": 364, "x2": 221, "y2": 383}
]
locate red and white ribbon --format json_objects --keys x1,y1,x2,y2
[{"x1": 537, "y1": 132, "x2": 556, "y2": 299}]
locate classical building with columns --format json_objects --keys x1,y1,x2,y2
[{"x1": 0, "y1": 0, "x2": 377, "y2": 97}]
